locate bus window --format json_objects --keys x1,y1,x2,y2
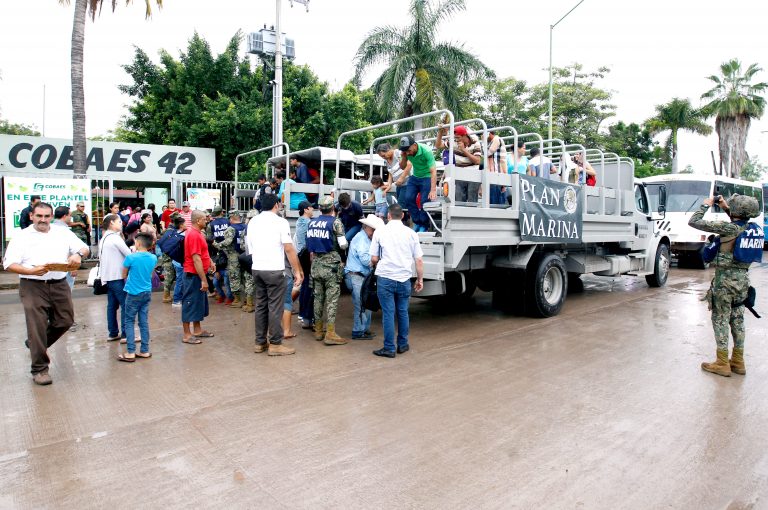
[
  {"x1": 763, "y1": 183, "x2": 768, "y2": 216},
  {"x1": 647, "y1": 180, "x2": 709, "y2": 213}
]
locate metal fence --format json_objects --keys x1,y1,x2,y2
[{"x1": 171, "y1": 178, "x2": 261, "y2": 213}]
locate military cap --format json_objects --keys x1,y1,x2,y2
[{"x1": 318, "y1": 196, "x2": 334, "y2": 210}]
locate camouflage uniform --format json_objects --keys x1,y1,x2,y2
[
  {"x1": 213, "y1": 225, "x2": 242, "y2": 293},
  {"x1": 312, "y1": 217, "x2": 346, "y2": 326},
  {"x1": 688, "y1": 194, "x2": 759, "y2": 376},
  {"x1": 70, "y1": 209, "x2": 89, "y2": 244},
  {"x1": 161, "y1": 253, "x2": 176, "y2": 293}
]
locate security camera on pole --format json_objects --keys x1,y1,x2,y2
[{"x1": 247, "y1": 0, "x2": 309, "y2": 157}]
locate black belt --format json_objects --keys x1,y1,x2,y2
[
  {"x1": 347, "y1": 271, "x2": 365, "y2": 277},
  {"x1": 185, "y1": 272, "x2": 199, "y2": 277},
  {"x1": 23, "y1": 277, "x2": 66, "y2": 284}
]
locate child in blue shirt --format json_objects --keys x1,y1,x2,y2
[
  {"x1": 118, "y1": 233, "x2": 158, "y2": 361},
  {"x1": 364, "y1": 176, "x2": 389, "y2": 218}
]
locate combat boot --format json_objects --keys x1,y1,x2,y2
[
  {"x1": 229, "y1": 295, "x2": 243, "y2": 308},
  {"x1": 730, "y1": 347, "x2": 746, "y2": 375},
  {"x1": 701, "y1": 349, "x2": 732, "y2": 377},
  {"x1": 323, "y1": 324, "x2": 348, "y2": 345},
  {"x1": 314, "y1": 321, "x2": 325, "y2": 341},
  {"x1": 241, "y1": 296, "x2": 254, "y2": 313},
  {"x1": 162, "y1": 289, "x2": 172, "y2": 303}
]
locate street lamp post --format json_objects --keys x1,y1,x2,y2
[{"x1": 548, "y1": 0, "x2": 585, "y2": 141}]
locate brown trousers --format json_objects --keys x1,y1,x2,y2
[{"x1": 19, "y1": 278, "x2": 74, "y2": 374}]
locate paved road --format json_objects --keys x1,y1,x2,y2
[{"x1": 1, "y1": 265, "x2": 767, "y2": 509}]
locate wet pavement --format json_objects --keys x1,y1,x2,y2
[{"x1": 1, "y1": 264, "x2": 767, "y2": 509}]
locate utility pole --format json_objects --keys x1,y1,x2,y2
[
  {"x1": 273, "y1": 0, "x2": 283, "y2": 158},
  {"x1": 548, "y1": 0, "x2": 585, "y2": 141}
]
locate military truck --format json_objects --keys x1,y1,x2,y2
[{"x1": 269, "y1": 110, "x2": 670, "y2": 317}]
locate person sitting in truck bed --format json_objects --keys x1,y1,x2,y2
[
  {"x1": 527, "y1": 147, "x2": 558, "y2": 180},
  {"x1": 436, "y1": 124, "x2": 483, "y2": 203}
]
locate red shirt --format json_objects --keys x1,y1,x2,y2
[
  {"x1": 183, "y1": 227, "x2": 211, "y2": 274},
  {"x1": 160, "y1": 208, "x2": 177, "y2": 229}
]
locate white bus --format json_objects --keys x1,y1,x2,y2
[{"x1": 641, "y1": 174, "x2": 764, "y2": 268}]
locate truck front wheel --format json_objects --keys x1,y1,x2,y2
[
  {"x1": 645, "y1": 243, "x2": 670, "y2": 287},
  {"x1": 526, "y1": 254, "x2": 568, "y2": 318}
]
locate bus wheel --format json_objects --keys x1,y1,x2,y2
[
  {"x1": 646, "y1": 243, "x2": 670, "y2": 287},
  {"x1": 525, "y1": 254, "x2": 567, "y2": 318}
]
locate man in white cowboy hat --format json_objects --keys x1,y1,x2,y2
[{"x1": 344, "y1": 213, "x2": 384, "y2": 339}]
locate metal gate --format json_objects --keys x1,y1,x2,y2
[{"x1": 171, "y1": 179, "x2": 261, "y2": 213}]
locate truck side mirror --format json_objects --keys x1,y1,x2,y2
[{"x1": 657, "y1": 184, "x2": 667, "y2": 215}]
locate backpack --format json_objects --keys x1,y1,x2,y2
[
  {"x1": 214, "y1": 249, "x2": 228, "y2": 270},
  {"x1": 158, "y1": 229, "x2": 185, "y2": 264},
  {"x1": 360, "y1": 271, "x2": 380, "y2": 313}
]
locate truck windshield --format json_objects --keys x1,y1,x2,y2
[{"x1": 646, "y1": 180, "x2": 710, "y2": 212}]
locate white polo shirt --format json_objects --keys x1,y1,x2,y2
[
  {"x1": 246, "y1": 211, "x2": 293, "y2": 271},
  {"x1": 3, "y1": 224, "x2": 88, "y2": 281},
  {"x1": 369, "y1": 220, "x2": 423, "y2": 283}
]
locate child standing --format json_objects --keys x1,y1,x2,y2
[
  {"x1": 117, "y1": 233, "x2": 158, "y2": 362},
  {"x1": 364, "y1": 176, "x2": 390, "y2": 218}
]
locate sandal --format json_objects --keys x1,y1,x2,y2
[
  {"x1": 117, "y1": 353, "x2": 136, "y2": 362},
  {"x1": 193, "y1": 331, "x2": 215, "y2": 338},
  {"x1": 182, "y1": 337, "x2": 203, "y2": 344},
  {"x1": 284, "y1": 332, "x2": 297, "y2": 339},
  {"x1": 136, "y1": 352, "x2": 152, "y2": 359}
]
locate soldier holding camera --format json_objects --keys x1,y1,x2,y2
[{"x1": 688, "y1": 193, "x2": 762, "y2": 377}]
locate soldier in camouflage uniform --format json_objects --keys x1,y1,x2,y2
[
  {"x1": 240, "y1": 210, "x2": 258, "y2": 313},
  {"x1": 213, "y1": 211, "x2": 248, "y2": 308},
  {"x1": 307, "y1": 196, "x2": 348, "y2": 345},
  {"x1": 69, "y1": 202, "x2": 90, "y2": 245},
  {"x1": 688, "y1": 193, "x2": 761, "y2": 377},
  {"x1": 161, "y1": 212, "x2": 182, "y2": 303}
]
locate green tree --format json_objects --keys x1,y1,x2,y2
[
  {"x1": 0, "y1": 119, "x2": 40, "y2": 136},
  {"x1": 645, "y1": 97, "x2": 712, "y2": 174},
  {"x1": 120, "y1": 33, "x2": 384, "y2": 180},
  {"x1": 701, "y1": 58, "x2": 767, "y2": 178},
  {"x1": 740, "y1": 156, "x2": 766, "y2": 182},
  {"x1": 526, "y1": 64, "x2": 616, "y2": 147},
  {"x1": 601, "y1": 121, "x2": 656, "y2": 162},
  {"x1": 353, "y1": 0, "x2": 491, "y2": 131},
  {"x1": 59, "y1": 0, "x2": 162, "y2": 177}
]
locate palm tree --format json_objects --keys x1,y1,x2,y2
[
  {"x1": 701, "y1": 59, "x2": 767, "y2": 178},
  {"x1": 59, "y1": 0, "x2": 162, "y2": 176},
  {"x1": 353, "y1": 0, "x2": 491, "y2": 131},
  {"x1": 645, "y1": 98, "x2": 712, "y2": 173}
]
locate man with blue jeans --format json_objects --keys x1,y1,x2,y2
[
  {"x1": 369, "y1": 204, "x2": 424, "y2": 358},
  {"x1": 398, "y1": 135, "x2": 437, "y2": 232},
  {"x1": 345, "y1": 214, "x2": 384, "y2": 339},
  {"x1": 117, "y1": 233, "x2": 157, "y2": 361}
]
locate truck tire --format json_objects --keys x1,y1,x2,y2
[
  {"x1": 645, "y1": 243, "x2": 670, "y2": 287},
  {"x1": 525, "y1": 254, "x2": 567, "y2": 318}
]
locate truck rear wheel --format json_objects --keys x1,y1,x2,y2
[
  {"x1": 525, "y1": 254, "x2": 567, "y2": 318},
  {"x1": 645, "y1": 243, "x2": 670, "y2": 287}
]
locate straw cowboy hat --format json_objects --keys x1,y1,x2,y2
[{"x1": 359, "y1": 214, "x2": 385, "y2": 230}]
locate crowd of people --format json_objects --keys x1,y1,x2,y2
[{"x1": 5, "y1": 184, "x2": 425, "y2": 384}]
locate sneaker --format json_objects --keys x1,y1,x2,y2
[
  {"x1": 172, "y1": 302, "x2": 182, "y2": 308},
  {"x1": 224, "y1": 298, "x2": 234, "y2": 305},
  {"x1": 397, "y1": 345, "x2": 410, "y2": 354},
  {"x1": 268, "y1": 343, "x2": 296, "y2": 356},
  {"x1": 352, "y1": 332, "x2": 376, "y2": 340},
  {"x1": 107, "y1": 335, "x2": 120, "y2": 342},
  {"x1": 254, "y1": 343, "x2": 268, "y2": 353},
  {"x1": 32, "y1": 372, "x2": 52, "y2": 385},
  {"x1": 373, "y1": 348, "x2": 396, "y2": 358}
]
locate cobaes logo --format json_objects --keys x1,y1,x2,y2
[{"x1": 33, "y1": 183, "x2": 66, "y2": 192}]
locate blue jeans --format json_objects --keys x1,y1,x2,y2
[
  {"x1": 124, "y1": 291, "x2": 151, "y2": 354},
  {"x1": 213, "y1": 269, "x2": 233, "y2": 299},
  {"x1": 405, "y1": 176, "x2": 432, "y2": 228},
  {"x1": 376, "y1": 276, "x2": 411, "y2": 352},
  {"x1": 345, "y1": 224, "x2": 361, "y2": 243},
  {"x1": 106, "y1": 279, "x2": 127, "y2": 338},
  {"x1": 172, "y1": 261, "x2": 183, "y2": 303},
  {"x1": 345, "y1": 272, "x2": 371, "y2": 336}
]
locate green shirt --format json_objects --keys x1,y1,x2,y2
[{"x1": 408, "y1": 144, "x2": 436, "y2": 179}]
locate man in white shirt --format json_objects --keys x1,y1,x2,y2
[
  {"x1": 3, "y1": 202, "x2": 89, "y2": 385},
  {"x1": 369, "y1": 203, "x2": 424, "y2": 358},
  {"x1": 246, "y1": 194, "x2": 303, "y2": 356}
]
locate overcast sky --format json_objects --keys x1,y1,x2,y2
[{"x1": 1, "y1": 0, "x2": 767, "y2": 174}]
